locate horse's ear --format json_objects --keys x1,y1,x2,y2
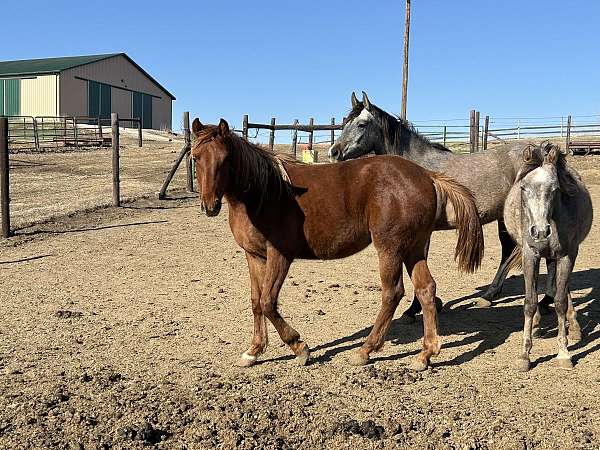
[
  {"x1": 192, "y1": 118, "x2": 204, "y2": 138},
  {"x1": 351, "y1": 91, "x2": 359, "y2": 108},
  {"x1": 362, "y1": 91, "x2": 371, "y2": 110},
  {"x1": 522, "y1": 144, "x2": 533, "y2": 163},
  {"x1": 218, "y1": 118, "x2": 230, "y2": 136},
  {"x1": 545, "y1": 145, "x2": 559, "y2": 166}
]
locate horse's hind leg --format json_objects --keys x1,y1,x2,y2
[
  {"x1": 480, "y1": 219, "x2": 515, "y2": 305},
  {"x1": 554, "y1": 254, "x2": 576, "y2": 369},
  {"x1": 260, "y1": 250, "x2": 310, "y2": 366},
  {"x1": 567, "y1": 291, "x2": 582, "y2": 343},
  {"x1": 538, "y1": 259, "x2": 556, "y2": 315},
  {"x1": 238, "y1": 253, "x2": 269, "y2": 367},
  {"x1": 405, "y1": 250, "x2": 440, "y2": 371},
  {"x1": 349, "y1": 249, "x2": 405, "y2": 366},
  {"x1": 399, "y1": 238, "x2": 443, "y2": 323}
]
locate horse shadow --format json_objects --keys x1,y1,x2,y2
[{"x1": 284, "y1": 268, "x2": 600, "y2": 368}]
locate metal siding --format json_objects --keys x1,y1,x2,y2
[
  {"x1": 60, "y1": 55, "x2": 172, "y2": 129},
  {"x1": 19, "y1": 75, "x2": 57, "y2": 116},
  {"x1": 111, "y1": 88, "x2": 132, "y2": 121}
]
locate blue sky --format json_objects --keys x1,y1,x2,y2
[{"x1": 3, "y1": 1, "x2": 600, "y2": 131}]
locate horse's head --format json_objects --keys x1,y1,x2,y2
[
  {"x1": 517, "y1": 144, "x2": 561, "y2": 247},
  {"x1": 191, "y1": 118, "x2": 232, "y2": 217},
  {"x1": 328, "y1": 92, "x2": 386, "y2": 162}
]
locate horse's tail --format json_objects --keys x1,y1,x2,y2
[
  {"x1": 431, "y1": 173, "x2": 484, "y2": 273},
  {"x1": 505, "y1": 245, "x2": 523, "y2": 273}
]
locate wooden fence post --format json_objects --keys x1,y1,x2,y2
[
  {"x1": 32, "y1": 118, "x2": 40, "y2": 152},
  {"x1": 111, "y1": 113, "x2": 120, "y2": 207},
  {"x1": 73, "y1": 117, "x2": 79, "y2": 150},
  {"x1": 469, "y1": 110, "x2": 475, "y2": 153},
  {"x1": 291, "y1": 119, "x2": 299, "y2": 159},
  {"x1": 442, "y1": 126, "x2": 447, "y2": 147},
  {"x1": 269, "y1": 117, "x2": 276, "y2": 151},
  {"x1": 308, "y1": 117, "x2": 315, "y2": 162},
  {"x1": 483, "y1": 115, "x2": 489, "y2": 150},
  {"x1": 0, "y1": 117, "x2": 10, "y2": 238},
  {"x1": 475, "y1": 110, "x2": 480, "y2": 152},
  {"x1": 565, "y1": 115, "x2": 572, "y2": 153},
  {"x1": 183, "y1": 112, "x2": 193, "y2": 192},
  {"x1": 242, "y1": 114, "x2": 249, "y2": 140},
  {"x1": 137, "y1": 118, "x2": 142, "y2": 147},
  {"x1": 330, "y1": 117, "x2": 335, "y2": 147}
]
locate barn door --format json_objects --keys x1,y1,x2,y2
[
  {"x1": 0, "y1": 80, "x2": 4, "y2": 116},
  {"x1": 88, "y1": 81, "x2": 111, "y2": 119},
  {"x1": 132, "y1": 92, "x2": 143, "y2": 125},
  {"x1": 142, "y1": 94, "x2": 152, "y2": 129},
  {"x1": 4, "y1": 79, "x2": 20, "y2": 116}
]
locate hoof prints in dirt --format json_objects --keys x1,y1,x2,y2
[
  {"x1": 119, "y1": 422, "x2": 171, "y2": 445},
  {"x1": 335, "y1": 419, "x2": 385, "y2": 440}
]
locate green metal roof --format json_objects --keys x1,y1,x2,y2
[
  {"x1": 0, "y1": 53, "x2": 120, "y2": 77},
  {"x1": 0, "y1": 53, "x2": 175, "y2": 99}
]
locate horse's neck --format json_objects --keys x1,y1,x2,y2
[{"x1": 396, "y1": 135, "x2": 453, "y2": 170}]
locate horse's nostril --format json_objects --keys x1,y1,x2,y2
[
  {"x1": 545, "y1": 224, "x2": 552, "y2": 237},
  {"x1": 529, "y1": 225, "x2": 538, "y2": 239},
  {"x1": 330, "y1": 148, "x2": 339, "y2": 158}
]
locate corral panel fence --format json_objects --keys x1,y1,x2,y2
[
  {"x1": 0, "y1": 112, "x2": 184, "y2": 239},
  {"x1": 5, "y1": 115, "x2": 143, "y2": 152}
]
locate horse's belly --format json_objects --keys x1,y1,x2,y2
[{"x1": 300, "y1": 225, "x2": 372, "y2": 260}]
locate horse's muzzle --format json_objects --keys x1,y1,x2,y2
[{"x1": 201, "y1": 198, "x2": 222, "y2": 217}]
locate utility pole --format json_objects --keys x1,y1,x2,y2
[{"x1": 401, "y1": 0, "x2": 411, "y2": 120}]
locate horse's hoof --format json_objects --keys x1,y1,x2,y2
[
  {"x1": 435, "y1": 297, "x2": 444, "y2": 313},
  {"x1": 237, "y1": 351, "x2": 258, "y2": 368},
  {"x1": 295, "y1": 344, "x2": 310, "y2": 366},
  {"x1": 348, "y1": 350, "x2": 369, "y2": 366},
  {"x1": 398, "y1": 314, "x2": 416, "y2": 324},
  {"x1": 408, "y1": 359, "x2": 428, "y2": 372},
  {"x1": 474, "y1": 298, "x2": 493, "y2": 308},
  {"x1": 515, "y1": 357, "x2": 531, "y2": 372},
  {"x1": 555, "y1": 358, "x2": 573, "y2": 370},
  {"x1": 569, "y1": 329, "x2": 582, "y2": 344},
  {"x1": 480, "y1": 288, "x2": 500, "y2": 302}
]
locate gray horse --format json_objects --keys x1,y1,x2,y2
[
  {"x1": 503, "y1": 143, "x2": 592, "y2": 371},
  {"x1": 328, "y1": 92, "x2": 554, "y2": 320}
]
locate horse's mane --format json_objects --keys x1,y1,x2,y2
[
  {"x1": 195, "y1": 126, "x2": 294, "y2": 209},
  {"x1": 516, "y1": 142, "x2": 578, "y2": 196},
  {"x1": 345, "y1": 103, "x2": 452, "y2": 153}
]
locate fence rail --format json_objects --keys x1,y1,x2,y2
[{"x1": 3, "y1": 115, "x2": 143, "y2": 152}]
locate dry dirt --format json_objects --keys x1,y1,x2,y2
[{"x1": 0, "y1": 156, "x2": 599, "y2": 450}]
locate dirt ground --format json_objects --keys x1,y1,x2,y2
[{"x1": 0, "y1": 155, "x2": 599, "y2": 449}]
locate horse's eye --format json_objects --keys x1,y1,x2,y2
[{"x1": 357, "y1": 123, "x2": 366, "y2": 128}]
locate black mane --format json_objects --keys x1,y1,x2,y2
[{"x1": 346, "y1": 103, "x2": 452, "y2": 154}]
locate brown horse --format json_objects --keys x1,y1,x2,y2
[{"x1": 191, "y1": 118, "x2": 484, "y2": 371}]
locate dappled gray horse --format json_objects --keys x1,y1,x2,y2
[
  {"x1": 503, "y1": 143, "x2": 592, "y2": 371},
  {"x1": 328, "y1": 92, "x2": 547, "y2": 320}
]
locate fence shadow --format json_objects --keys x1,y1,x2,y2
[
  {"x1": 15, "y1": 220, "x2": 168, "y2": 237},
  {"x1": 0, "y1": 254, "x2": 53, "y2": 265},
  {"x1": 262, "y1": 268, "x2": 600, "y2": 368}
]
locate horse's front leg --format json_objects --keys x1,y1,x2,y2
[
  {"x1": 554, "y1": 253, "x2": 576, "y2": 369},
  {"x1": 238, "y1": 252, "x2": 268, "y2": 367},
  {"x1": 516, "y1": 246, "x2": 540, "y2": 372},
  {"x1": 479, "y1": 219, "x2": 516, "y2": 305},
  {"x1": 260, "y1": 249, "x2": 310, "y2": 366}
]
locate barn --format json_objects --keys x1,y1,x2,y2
[{"x1": 0, "y1": 53, "x2": 175, "y2": 130}]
